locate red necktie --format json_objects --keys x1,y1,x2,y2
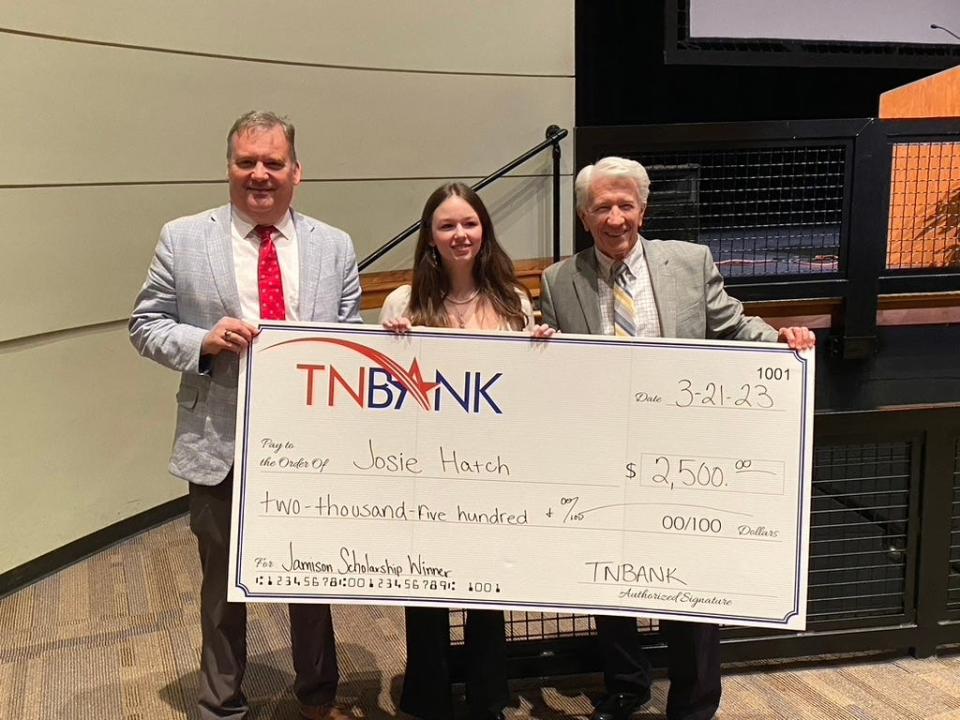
[{"x1": 254, "y1": 225, "x2": 286, "y2": 320}]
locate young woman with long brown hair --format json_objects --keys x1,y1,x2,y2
[{"x1": 380, "y1": 182, "x2": 551, "y2": 720}]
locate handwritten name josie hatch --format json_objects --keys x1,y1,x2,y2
[
  {"x1": 352, "y1": 439, "x2": 511, "y2": 476},
  {"x1": 258, "y1": 438, "x2": 510, "y2": 477}
]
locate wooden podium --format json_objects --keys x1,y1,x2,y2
[{"x1": 880, "y1": 65, "x2": 960, "y2": 120}]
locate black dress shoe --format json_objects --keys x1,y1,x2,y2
[
  {"x1": 469, "y1": 709, "x2": 508, "y2": 720},
  {"x1": 482, "y1": 713, "x2": 507, "y2": 720},
  {"x1": 590, "y1": 691, "x2": 652, "y2": 720}
]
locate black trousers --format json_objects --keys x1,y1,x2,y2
[
  {"x1": 399, "y1": 606, "x2": 509, "y2": 720},
  {"x1": 189, "y1": 474, "x2": 339, "y2": 719},
  {"x1": 595, "y1": 615, "x2": 721, "y2": 720}
]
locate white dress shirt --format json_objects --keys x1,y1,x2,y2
[{"x1": 594, "y1": 236, "x2": 661, "y2": 337}]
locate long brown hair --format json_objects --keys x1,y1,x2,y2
[{"x1": 407, "y1": 182, "x2": 527, "y2": 329}]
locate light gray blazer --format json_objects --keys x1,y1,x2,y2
[
  {"x1": 540, "y1": 237, "x2": 777, "y2": 342},
  {"x1": 129, "y1": 204, "x2": 362, "y2": 485}
]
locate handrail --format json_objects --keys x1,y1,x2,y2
[{"x1": 357, "y1": 125, "x2": 568, "y2": 271}]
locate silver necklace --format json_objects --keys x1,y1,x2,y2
[
  {"x1": 444, "y1": 289, "x2": 480, "y2": 328},
  {"x1": 444, "y1": 288, "x2": 480, "y2": 305}
]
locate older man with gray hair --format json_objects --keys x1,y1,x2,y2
[
  {"x1": 130, "y1": 110, "x2": 361, "y2": 720},
  {"x1": 540, "y1": 156, "x2": 814, "y2": 720}
]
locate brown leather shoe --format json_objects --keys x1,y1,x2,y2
[{"x1": 300, "y1": 703, "x2": 353, "y2": 720}]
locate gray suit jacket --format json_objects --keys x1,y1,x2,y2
[
  {"x1": 130, "y1": 204, "x2": 362, "y2": 485},
  {"x1": 540, "y1": 237, "x2": 777, "y2": 342}
]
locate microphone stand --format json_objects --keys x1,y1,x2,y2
[{"x1": 930, "y1": 23, "x2": 960, "y2": 42}]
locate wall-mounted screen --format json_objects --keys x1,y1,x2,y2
[
  {"x1": 690, "y1": 0, "x2": 960, "y2": 45},
  {"x1": 668, "y1": 0, "x2": 960, "y2": 68}
]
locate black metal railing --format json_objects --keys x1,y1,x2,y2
[{"x1": 358, "y1": 125, "x2": 568, "y2": 271}]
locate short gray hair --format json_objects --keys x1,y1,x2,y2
[
  {"x1": 226, "y1": 110, "x2": 297, "y2": 163},
  {"x1": 574, "y1": 156, "x2": 650, "y2": 211}
]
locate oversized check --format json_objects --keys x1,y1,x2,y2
[{"x1": 228, "y1": 323, "x2": 814, "y2": 630}]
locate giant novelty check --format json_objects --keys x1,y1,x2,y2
[{"x1": 228, "y1": 323, "x2": 814, "y2": 630}]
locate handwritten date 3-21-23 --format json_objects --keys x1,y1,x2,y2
[{"x1": 634, "y1": 367, "x2": 795, "y2": 410}]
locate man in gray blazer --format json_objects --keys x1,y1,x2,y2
[
  {"x1": 130, "y1": 111, "x2": 361, "y2": 720},
  {"x1": 540, "y1": 156, "x2": 814, "y2": 720}
]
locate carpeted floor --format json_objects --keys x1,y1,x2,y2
[{"x1": 3, "y1": 516, "x2": 960, "y2": 720}]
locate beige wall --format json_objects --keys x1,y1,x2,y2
[{"x1": 0, "y1": 3, "x2": 574, "y2": 574}]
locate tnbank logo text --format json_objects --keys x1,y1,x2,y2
[{"x1": 265, "y1": 337, "x2": 503, "y2": 414}]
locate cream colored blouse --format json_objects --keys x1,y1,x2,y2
[{"x1": 378, "y1": 284, "x2": 535, "y2": 331}]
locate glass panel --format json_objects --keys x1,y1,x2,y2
[
  {"x1": 630, "y1": 146, "x2": 845, "y2": 277},
  {"x1": 887, "y1": 141, "x2": 960, "y2": 270},
  {"x1": 947, "y1": 439, "x2": 960, "y2": 611},
  {"x1": 808, "y1": 442, "x2": 912, "y2": 623}
]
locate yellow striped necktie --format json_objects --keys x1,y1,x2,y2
[{"x1": 612, "y1": 261, "x2": 637, "y2": 337}]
